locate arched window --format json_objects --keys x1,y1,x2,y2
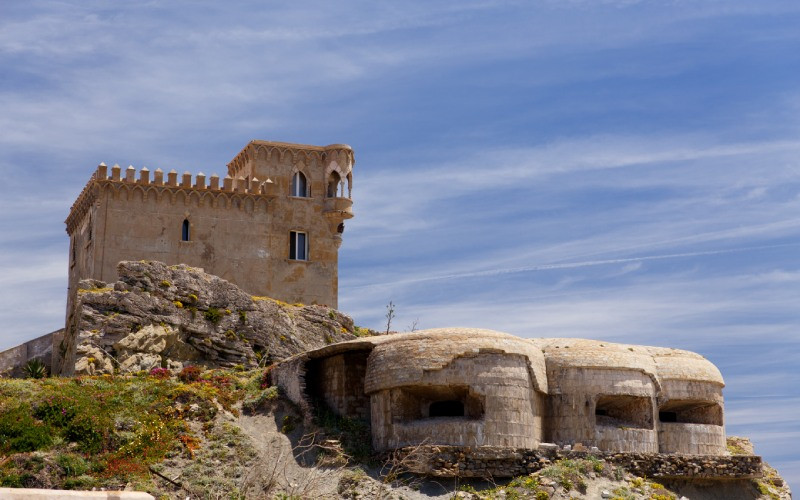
[
  {"x1": 181, "y1": 219, "x2": 190, "y2": 241},
  {"x1": 291, "y1": 172, "x2": 308, "y2": 197},
  {"x1": 327, "y1": 171, "x2": 341, "y2": 198}
]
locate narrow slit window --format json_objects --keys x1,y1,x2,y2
[
  {"x1": 429, "y1": 400, "x2": 465, "y2": 418},
  {"x1": 182, "y1": 219, "x2": 190, "y2": 241},
  {"x1": 291, "y1": 172, "x2": 308, "y2": 197},
  {"x1": 289, "y1": 231, "x2": 307, "y2": 260}
]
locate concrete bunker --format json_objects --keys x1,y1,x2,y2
[{"x1": 273, "y1": 328, "x2": 729, "y2": 461}]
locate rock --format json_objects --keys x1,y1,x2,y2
[
  {"x1": 115, "y1": 324, "x2": 178, "y2": 355},
  {"x1": 601, "y1": 491, "x2": 612, "y2": 499},
  {"x1": 57, "y1": 261, "x2": 359, "y2": 375},
  {"x1": 118, "y1": 352, "x2": 162, "y2": 373},
  {"x1": 73, "y1": 345, "x2": 114, "y2": 375}
]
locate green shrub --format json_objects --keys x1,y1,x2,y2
[
  {"x1": 23, "y1": 358, "x2": 48, "y2": 379},
  {"x1": 56, "y1": 453, "x2": 89, "y2": 477},
  {"x1": 313, "y1": 404, "x2": 372, "y2": 464},
  {"x1": 65, "y1": 415, "x2": 106, "y2": 453},
  {"x1": 0, "y1": 473, "x2": 24, "y2": 487},
  {"x1": 204, "y1": 307, "x2": 223, "y2": 323},
  {"x1": 0, "y1": 404, "x2": 53, "y2": 452},
  {"x1": 63, "y1": 475, "x2": 96, "y2": 490},
  {"x1": 242, "y1": 387, "x2": 279, "y2": 412},
  {"x1": 34, "y1": 394, "x2": 112, "y2": 453}
]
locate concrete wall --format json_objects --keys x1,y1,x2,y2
[
  {"x1": 369, "y1": 352, "x2": 544, "y2": 451},
  {"x1": 0, "y1": 330, "x2": 60, "y2": 377},
  {"x1": 658, "y1": 423, "x2": 726, "y2": 455},
  {"x1": 657, "y1": 380, "x2": 725, "y2": 454},
  {"x1": 307, "y1": 351, "x2": 370, "y2": 420},
  {"x1": 0, "y1": 488, "x2": 153, "y2": 500},
  {"x1": 545, "y1": 367, "x2": 657, "y2": 451}
]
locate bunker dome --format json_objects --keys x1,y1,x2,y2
[{"x1": 273, "y1": 328, "x2": 726, "y2": 456}]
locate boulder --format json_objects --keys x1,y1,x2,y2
[{"x1": 56, "y1": 261, "x2": 358, "y2": 375}]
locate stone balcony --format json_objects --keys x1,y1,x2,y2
[{"x1": 323, "y1": 196, "x2": 354, "y2": 219}]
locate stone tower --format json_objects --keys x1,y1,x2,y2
[{"x1": 64, "y1": 140, "x2": 354, "y2": 317}]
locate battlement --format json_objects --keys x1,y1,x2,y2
[
  {"x1": 227, "y1": 140, "x2": 354, "y2": 180},
  {"x1": 65, "y1": 164, "x2": 277, "y2": 234}
]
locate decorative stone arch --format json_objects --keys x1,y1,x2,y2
[
  {"x1": 129, "y1": 185, "x2": 146, "y2": 203},
  {"x1": 325, "y1": 161, "x2": 349, "y2": 198},
  {"x1": 255, "y1": 197, "x2": 269, "y2": 213},
  {"x1": 186, "y1": 191, "x2": 200, "y2": 207},
  {"x1": 107, "y1": 183, "x2": 124, "y2": 201},
  {"x1": 200, "y1": 191, "x2": 215, "y2": 208},
  {"x1": 244, "y1": 197, "x2": 255, "y2": 214},
  {"x1": 229, "y1": 193, "x2": 247, "y2": 211},
  {"x1": 144, "y1": 187, "x2": 160, "y2": 203},
  {"x1": 291, "y1": 163, "x2": 311, "y2": 197},
  {"x1": 213, "y1": 192, "x2": 227, "y2": 209},
  {"x1": 172, "y1": 190, "x2": 188, "y2": 206}
]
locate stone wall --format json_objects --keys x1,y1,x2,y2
[{"x1": 396, "y1": 445, "x2": 763, "y2": 479}]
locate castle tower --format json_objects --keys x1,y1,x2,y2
[{"x1": 64, "y1": 140, "x2": 354, "y2": 317}]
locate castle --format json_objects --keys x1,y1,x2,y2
[{"x1": 64, "y1": 140, "x2": 355, "y2": 316}]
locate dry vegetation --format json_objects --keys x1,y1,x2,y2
[{"x1": 0, "y1": 370, "x2": 790, "y2": 500}]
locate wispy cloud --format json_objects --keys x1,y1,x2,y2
[{"x1": 2, "y1": 0, "x2": 800, "y2": 490}]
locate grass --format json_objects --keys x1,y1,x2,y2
[
  {"x1": 313, "y1": 403, "x2": 373, "y2": 465},
  {"x1": 0, "y1": 367, "x2": 271, "y2": 491}
]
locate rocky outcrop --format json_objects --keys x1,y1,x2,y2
[{"x1": 55, "y1": 261, "x2": 358, "y2": 376}]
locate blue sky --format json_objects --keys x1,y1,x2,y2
[{"x1": 1, "y1": 0, "x2": 799, "y2": 490}]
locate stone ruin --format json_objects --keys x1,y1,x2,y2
[{"x1": 272, "y1": 328, "x2": 761, "y2": 479}]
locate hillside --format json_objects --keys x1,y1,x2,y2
[
  {"x1": 1, "y1": 261, "x2": 792, "y2": 498},
  {"x1": 0, "y1": 368, "x2": 792, "y2": 499}
]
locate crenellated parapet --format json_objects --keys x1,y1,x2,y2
[
  {"x1": 227, "y1": 140, "x2": 355, "y2": 181},
  {"x1": 65, "y1": 163, "x2": 277, "y2": 234}
]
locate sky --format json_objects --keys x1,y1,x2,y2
[{"x1": 1, "y1": 0, "x2": 798, "y2": 491}]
